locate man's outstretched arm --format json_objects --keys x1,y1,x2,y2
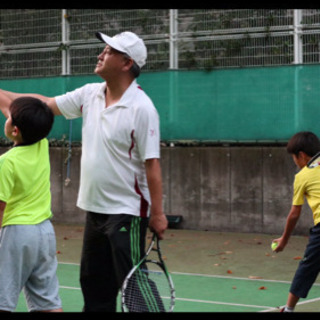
[{"x1": 0, "y1": 89, "x2": 62, "y2": 117}]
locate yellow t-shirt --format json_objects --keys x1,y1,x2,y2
[
  {"x1": 0, "y1": 139, "x2": 52, "y2": 227},
  {"x1": 292, "y1": 165, "x2": 320, "y2": 225}
]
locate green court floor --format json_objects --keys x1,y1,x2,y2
[
  {"x1": 14, "y1": 225, "x2": 320, "y2": 312},
  {"x1": 16, "y1": 263, "x2": 320, "y2": 312}
]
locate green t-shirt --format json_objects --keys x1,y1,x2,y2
[{"x1": 0, "y1": 138, "x2": 52, "y2": 227}]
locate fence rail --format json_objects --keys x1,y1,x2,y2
[{"x1": 0, "y1": 9, "x2": 320, "y2": 79}]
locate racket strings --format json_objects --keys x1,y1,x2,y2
[{"x1": 123, "y1": 263, "x2": 171, "y2": 312}]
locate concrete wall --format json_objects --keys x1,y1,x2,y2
[
  {"x1": 161, "y1": 146, "x2": 312, "y2": 235},
  {"x1": 0, "y1": 146, "x2": 313, "y2": 235},
  {"x1": 162, "y1": 147, "x2": 312, "y2": 234}
]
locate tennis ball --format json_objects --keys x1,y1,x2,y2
[{"x1": 271, "y1": 242, "x2": 278, "y2": 251}]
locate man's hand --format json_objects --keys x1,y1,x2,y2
[
  {"x1": 149, "y1": 210, "x2": 168, "y2": 240},
  {"x1": 145, "y1": 158, "x2": 167, "y2": 239}
]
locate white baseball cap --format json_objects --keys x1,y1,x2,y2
[{"x1": 96, "y1": 31, "x2": 147, "y2": 69}]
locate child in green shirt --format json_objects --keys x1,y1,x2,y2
[
  {"x1": 0, "y1": 97, "x2": 62, "y2": 312},
  {"x1": 273, "y1": 131, "x2": 320, "y2": 312}
]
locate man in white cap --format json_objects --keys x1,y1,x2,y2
[{"x1": 0, "y1": 31, "x2": 168, "y2": 312}]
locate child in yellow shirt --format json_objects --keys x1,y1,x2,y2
[{"x1": 273, "y1": 131, "x2": 320, "y2": 312}]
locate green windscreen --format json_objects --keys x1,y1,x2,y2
[{"x1": 0, "y1": 65, "x2": 319, "y2": 143}]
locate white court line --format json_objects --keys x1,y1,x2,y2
[
  {"x1": 59, "y1": 262, "x2": 296, "y2": 286},
  {"x1": 58, "y1": 262, "x2": 320, "y2": 286},
  {"x1": 298, "y1": 296, "x2": 320, "y2": 306},
  {"x1": 60, "y1": 285, "x2": 81, "y2": 291},
  {"x1": 261, "y1": 296, "x2": 320, "y2": 313},
  {"x1": 58, "y1": 285, "x2": 274, "y2": 310},
  {"x1": 57, "y1": 263, "x2": 276, "y2": 311},
  {"x1": 174, "y1": 297, "x2": 274, "y2": 310},
  {"x1": 59, "y1": 261, "x2": 80, "y2": 266},
  {"x1": 171, "y1": 271, "x2": 320, "y2": 286},
  {"x1": 58, "y1": 263, "x2": 320, "y2": 311},
  {"x1": 172, "y1": 271, "x2": 293, "y2": 284}
]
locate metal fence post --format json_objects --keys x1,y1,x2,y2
[
  {"x1": 169, "y1": 9, "x2": 178, "y2": 70},
  {"x1": 293, "y1": 9, "x2": 303, "y2": 64},
  {"x1": 62, "y1": 9, "x2": 70, "y2": 75}
]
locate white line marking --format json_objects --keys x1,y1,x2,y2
[
  {"x1": 60, "y1": 285, "x2": 81, "y2": 291},
  {"x1": 174, "y1": 297, "x2": 274, "y2": 310},
  {"x1": 298, "y1": 296, "x2": 320, "y2": 306},
  {"x1": 58, "y1": 262, "x2": 320, "y2": 311},
  {"x1": 171, "y1": 271, "x2": 320, "y2": 286},
  {"x1": 58, "y1": 261, "x2": 80, "y2": 266},
  {"x1": 57, "y1": 263, "x2": 320, "y2": 285},
  {"x1": 58, "y1": 285, "x2": 274, "y2": 311},
  {"x1": 261, "y1": 296, "x2": 320, "y2": 313}
]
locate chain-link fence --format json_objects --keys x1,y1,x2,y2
[{"x1": 0, "y1": 9, "x2": 320, "y2": 79}]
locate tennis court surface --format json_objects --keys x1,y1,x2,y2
[{"x1": 15, "y1": 224, "x2": 320, "y2": 312}]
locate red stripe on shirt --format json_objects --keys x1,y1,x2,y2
[
  {"x1": 128, "y1": 130, "x2": 135, "y2": 160},
  {"x1": 134, "y1": 176, "x2": 148, "y2": 218}
]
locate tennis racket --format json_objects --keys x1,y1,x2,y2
[
  {"x1": 121, "y1": 232, "x2": 175, "y2": 312},
  {"x1": 307, "y1": 151, "x2": 320, "y2": 168}
]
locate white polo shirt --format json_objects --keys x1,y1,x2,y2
[{"x1": 55, "y1": 80, "x2": 160, "y2": 217}]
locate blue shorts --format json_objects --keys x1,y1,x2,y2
[
  {"x1": 290, "y1": 223, "x2": 320, "y2": 298},
  {"x1": 0, "y1": 220, "x2": 62, "y2": 312}
]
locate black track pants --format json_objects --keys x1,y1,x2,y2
[{"x1": 80, "y1": 212, "x2": 148, "y2": 312}]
